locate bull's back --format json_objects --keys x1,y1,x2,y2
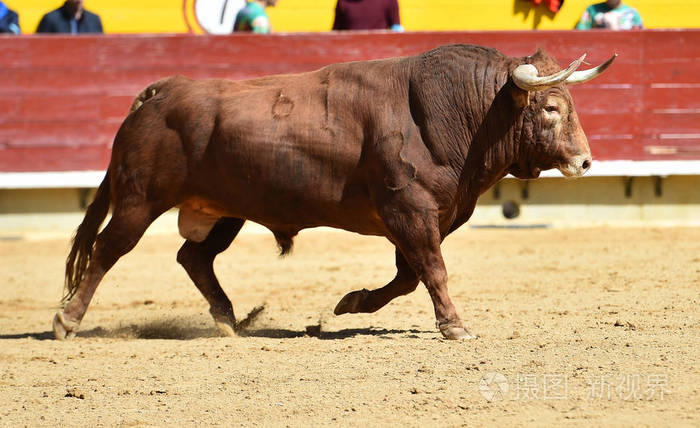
[{"x1": 209, "y1": 71, "x2": 364, "y2": 213}]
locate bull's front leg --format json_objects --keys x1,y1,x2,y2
[
  {"x1": 378, "y1": 201, "x2": 474, "y2": 340},
  {"x1": 334, "y1": 249, "x2": 418, "y2": 315}
]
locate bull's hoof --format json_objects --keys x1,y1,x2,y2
[
  {"x1": 210, "y1": 305, "x2": 265, "y2": 336},
  {"x1": 214, "y1": 319, "x2": 236, "y2": 337},
  {"x1": 438, "y1": 321, "x2": 475, "y2": 340},
  {"x1": 209, "y1": 308, "x2": 237, "y2": 337},
  {"x1": 52, "y1": 312, "x2": 78, "y2": 340},
  {"x1": 333, "y1": 289, "x2": 370, "y2": 315}
]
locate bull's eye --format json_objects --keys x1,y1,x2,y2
[{"x1": 542, "y1": 102, "x2": 563, "y2": 129}]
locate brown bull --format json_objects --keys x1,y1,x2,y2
[{"x1": 54, "y1": 44, "x2": 615, "y2": 340}]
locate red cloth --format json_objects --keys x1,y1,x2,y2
[
  {"x1": 532, "y1": 0, "x2": 562, "y2": 13},
  {"x1": 332, "y1": 0, "x2": 401, "y2": 30}
]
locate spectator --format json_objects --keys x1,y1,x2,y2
[
  {"x1": 332, "y1": 0, "x2": 403, "y2": 32},
  {"x1": 233, "y1": 0, "x2": 278, "y2": 34},
  {"x1": 0, "y1": 1, "x2": 20, "y2": 34},
  {"x1": 576, "y1": 0, "x2": 642, "y2": 30},
  {"x1": 36, "y1": 0, "x2": 103, "y2": 34}
]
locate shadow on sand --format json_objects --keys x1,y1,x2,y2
[
  {"x1": 0, "y1": 326, "x2": 433, "y2": 341},
  {"x1": 239, "y1": 327, "x2": 432, "y2": 340}
]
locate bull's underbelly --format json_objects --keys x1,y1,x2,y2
[{"x1": 177, "y1": 193, "x2": 387, "y2": 243}]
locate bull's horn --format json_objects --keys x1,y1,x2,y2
[
  {"x1": 565, "y1": 53, "x2": 617, "y2": 85},
  {"x1": 512, "y1": 54, "x2": 586, "y2": 92}
]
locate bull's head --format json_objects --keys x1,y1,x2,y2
[{"x1": 507, "y1": 52, "x2": 616, "y2": 179}]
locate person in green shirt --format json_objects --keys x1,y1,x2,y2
[
  {"x1": 233, "y1": 0, "x2": 278, "y2": 33},
  {"x1": 576, "y1": 0, "x2": 643, "y2": 30}
]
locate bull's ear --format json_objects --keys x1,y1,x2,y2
[{"x1": 508, "y1": 81, "x2": 530, "y2": 109}]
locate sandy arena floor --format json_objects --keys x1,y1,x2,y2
[{"x1": 0, "y1": 225, "x2": 698, "y2": 426}]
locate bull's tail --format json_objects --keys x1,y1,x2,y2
[{"x1": 63, "y1": 170, "x2": 111, "y2": 304}]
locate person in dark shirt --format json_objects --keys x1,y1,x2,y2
[
  {"x1": 0, "y1": 1, "x2": 20, "y2": 34},
  {"x1": 332, "y1": 0, "x2": 403, "y2": 31},
  {"x1": 36, "y1": 0, "x2": 103, "y2": 34}
]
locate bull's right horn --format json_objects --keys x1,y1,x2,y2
[
  {"x1": 565, "y1": 53, "x2": 618, "y2": 85},
  {"x1": 512, "y1": 54, "x2": 586, "y2": 92}
]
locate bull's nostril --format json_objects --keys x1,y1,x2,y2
[{"x1": 581, "y1": 159, "x2": 591, "y2": 170}]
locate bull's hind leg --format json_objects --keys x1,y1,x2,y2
[
  {"x1": 176, "y1": 217, "x2": 245, "y2": 336},
  {"x1": 54, "y1": 205, "x2": 159, "y2": 339},
  {"x1": 334, "y1": 249, "x2": 419, "y2": 314}
]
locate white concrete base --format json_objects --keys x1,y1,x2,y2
[
  {"x1": 1, "y1": 160, "x2": 699, "y2": 189},
  {"x1": 1, "y1": 174, "x2": 698, "y2": 240}
]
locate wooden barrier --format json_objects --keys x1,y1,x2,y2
[{"x1": 1, "y1": 30, "x2": 699, "y2": 177}]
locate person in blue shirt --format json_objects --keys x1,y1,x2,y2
[
  {"x1": 0, "y1": 1, "x2": 20, "y2": 34},
  {"x1": 36, "y1": 0, "x2": 103, "y2": 34}
]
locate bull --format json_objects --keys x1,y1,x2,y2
[{"x1": 54, "y1": 44, "x2": 615, "y2": 340}]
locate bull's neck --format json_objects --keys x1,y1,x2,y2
[
  {"x1": 405, "y1": 49, "x2": 524, "y2": 230},
  {"x1": 463, "y1": 114, "x2": 522, "y2": 193},
  {"x1": 450, "y1": 84, "x2": 525, "y2": 226}
]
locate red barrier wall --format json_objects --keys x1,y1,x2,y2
[{"x1": 1, "y1": 30, "x2": 699, "y2": 172}]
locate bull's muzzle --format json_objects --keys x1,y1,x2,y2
[{"x1": 558, "y1": 154, "x2": 592, "y2": 178}]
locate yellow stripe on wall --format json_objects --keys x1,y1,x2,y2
[{"x1": 7, "y1": 0, "x2": 699, "y2": 35}]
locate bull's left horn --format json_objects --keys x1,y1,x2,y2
[
  {"x1": 565, "y1": 53, "x2": 617, "y2": 85},
  {"x1": 512, "y1": 54, "x2": 586, "y2": 92}
]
